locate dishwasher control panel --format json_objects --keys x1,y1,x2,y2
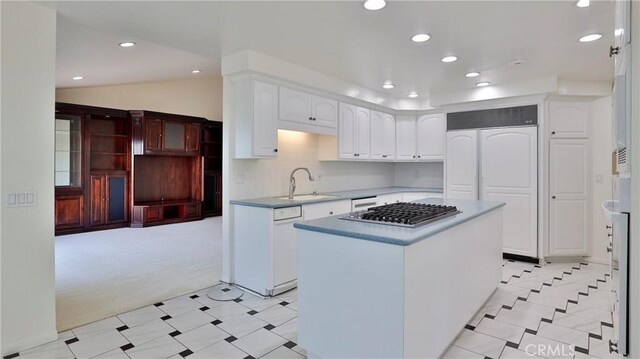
[{"x1": 274, "y1": 206, "x2": 302, "y2": 221}]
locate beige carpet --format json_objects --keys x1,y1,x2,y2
[{"x1": 55, "y1": 217, "x2": 222, "y2": 331}]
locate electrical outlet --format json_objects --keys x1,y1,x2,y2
[{"x1": 235, "y1": 173, "x2": 245, "y2": 184}]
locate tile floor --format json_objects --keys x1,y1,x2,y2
[{"x1": 5, "y1": 260, "x2": 616, "y2": 359}]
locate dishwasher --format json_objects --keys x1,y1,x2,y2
[{"x1": 272, "y1": 206, "x2": 303, "y2": 295}]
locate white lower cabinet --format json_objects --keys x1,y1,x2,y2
[
  {"x1": 377, "y1": 193, "x2": 403, "y2": 205},
  {"x1": 377, "y1": 192, "x2": 443, "y2": 205},
  {"x1": 303, "y1": 200, "x2": 351, "y2": 220}
]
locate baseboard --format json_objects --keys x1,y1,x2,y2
[
  {"x1": 1, "y1": 330, "x2": 58, "y2": 357},
  {"x1": 587, "y1": 257, "x2": 610, "y2": 265},
  {"x1": 503, "y1": 253, "x2": 540, "y2": 264}
]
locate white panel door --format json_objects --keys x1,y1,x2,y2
[
  {"x1": 311, "y1": 95, "x2": 338, "y2": 128},
  {"x1": 549, "y1": 101, "x2": 590, "y2": 138},
  {"x1": 446, "y1": 130, "x2": 478, "y2": 200},
  {"x1": 395, "y1": 115, "x2": 416, "y2": 161},
  {"x1": 338, "y1": 103, "x2": 357, "y2": 159},
  {"x1": 370, "y1": 110, "x2": 385, "y2": 160},
  {"x1": 252, "y1": 81, "x2": 279, "y2": 157},
  {"x1": 416, "y1": 113, "x2": 445, "y2": 161},
  {"x1": 356, "y1": 106, "x2": 371, "y2": 159},
  {"x1": 279, "y1": 87, "x2": 311, "y2": 124},
  {"x1": 549, "y1": 139, "x2": 590, "y2": 256},
  {"x1": 480, "y1": 127, "x2": 538, "y2": 258},
  {"x1": 382, "y1": 113, "x2": 396, "y2": 160}
]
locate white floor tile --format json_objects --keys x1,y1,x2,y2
[
  {"x1": 512, "y1": 301, "x2": 557, "y2": 320},
  {"x1": 67, "y1": 330, "x2": 129, "y2": 359},
  {"x1": 586, "y1": 338, "x2": 619, "y2": 359},
  {"x1": 218, "y1": 313, "x2": 268, "y2": 338},
  {"x1": 175, "y1": 323, "x2": 229, "y2": 352},
  {"x1": 494, "y1": 308, "x2": 544, "y2": 331},
  {"x1": 291, "y1": 344, "x2": 307, "y2": 356},
  {"x1": 117, "y1": 305, "x2": 168, "y2": 328},
  {"x1": 91, "y1": 348, "x2": 130, "y2": 359},
  {"x1": 19, "y1": 339, "x2": 75, "y2": 359},
  {"x1": 166, "y1": 309, "x2": 216, "y2": 333},
  {"x1": 125, "y1": 335, "x2": 186, "y2": 359},
  {"x1": 441, "y1": 345, "x2": 485, "y2": 358},
  {"x1": 566, "y1": 303, "x2": 612, "y2": 324},
  {"x1": 551, "y1": 312, "x2": 602, "y2": 335},
  {"x1": 453, "y1": 329, "x2": 506, "y2": 359},
  {"x1": 238, "y1": 294, "x2": 282, "y2": 312},
  {"x1": 231, "y1": 328, "x2": 287, "y2": 358},
  {"x1": 255, "y1": 304, "x2": 297, "y2": 326},
  {"x1": 476, "y1": 318, "x2": 526, "y2": 344},
  {"x1": 189, "y1": 340, "x2": 248, "y2": 359},
  {"x1": 207, "y1": 301, "x2": 251, "y2": 321},
  {"x1": 518, "y1": 333, "x2": 576, "y2": 359},
  {"x1": 499, "y1": 346, "x2": 544, "y2": 359},
  {"x1": 262, "y1": 346, "x2": 305, "y2": 359},
  {"x1": 57, "y1": 331, "x2": 76, "y2": 342},
  {"x1": 537, "y1": 322, "x2": 589, "y2": 349},
  {"x1": 120, "y1": 318, "x2": 175, "y2": 346},
  {"x1": 275, "y1": 289, "x2": 298, "y2": 303},
  {"x1": 272, "y1": 318, "x2": 297, "y2": 343},
  {"x1": 71, "y1": 316, "x2": 125, "y2": 340},
  {"x1": 158, "y1": 296, "x2": 204, "y2": 317},
  {"x1": 287, "y1": 301, "x2": 299, "y2": 311}
]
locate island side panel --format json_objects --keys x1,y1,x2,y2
[
  {"x1": 233, "y1": 205, "x2": 272, "y2": 295},
  {"x1": 403, "y1": 207, "x2": 503, "y2": 358},
  {"x1": 297, "y1": 230, "x2": 405, "y2": 359}
]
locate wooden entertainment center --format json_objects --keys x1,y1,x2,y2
[{"x1": 54, "y1": 103, "x2": 222, "y2": 235}]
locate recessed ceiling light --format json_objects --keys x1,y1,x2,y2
[
  {"x1": 615, "y1": 28, "x2": 624, "y2": 37},
  {"x1": 441, "y1": 56, "x2": 458, "y2": 63},
  {"x1": 363, "y1": 0, "x2": 386, "y2": 11},
  {"x1": 72, "y1": 76, "x2": 84, "y2": 80},
  {"x1": 579, "y1": 33, "x2": 602, "y2": 42},
  {"x1": 119, "y1": 42, "x2": 136, "y2": 48},
  {"x1": 408, "y1": 91, "x2": 419, "y2": 98},
  {"x1": 476, "y1": 82, "x2": 491, "y2": 87},
  {"x1": 465, "y1": 72, "x2": 480, "y2": 78},
  {"x1": 576, "y1": 0, "x2": 589, "y2": 7},
  {"x1": 382, "y1": 82, "x2": 395, "y2": 89},
  {"x1": 191, "y1": 70, "x2": 201, "y2": 74},
  {"x1": 411, "y1": 33, "x2": 431, "y2": 43}
]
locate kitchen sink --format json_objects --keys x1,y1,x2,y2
[{"x1": 277, "y1": 194, "x2": 339, "y2": 201}]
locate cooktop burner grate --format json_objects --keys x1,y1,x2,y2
[{"x1": 340, "y1": 202, "x2": 462, "y2": 228}]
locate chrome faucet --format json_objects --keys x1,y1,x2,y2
[{"x1": 289, "y1": 167, "x2": 315, "y2": 199}]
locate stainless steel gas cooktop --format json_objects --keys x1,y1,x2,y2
[{"x1": 340, "y1": 202, "x2": 462, "y2": 228}]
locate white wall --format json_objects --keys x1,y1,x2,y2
[
  {"x1": 1, "y1": 2, "x2": 58, "y2": 355},
  {"x1": 393, "y1": 162, "x2": 443, "y2": 189},
  {"x1": 589, "y1": 96, "x2": 613, "y2": 264},
  {"x1": 55, "y1": 76, "x2": 223, "y2": 121}
]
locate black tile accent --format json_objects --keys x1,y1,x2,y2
[
  {"x1": 553, "y1": 277, "x2": 563, "y2": 281},
  {"x1": 116, "y1": 325, "x2": 129, "y2": 332},
  {"x1": 534, "y1": 265, "x2": 542, "y2": 268},
  {"x1": 465, "y1": 324, "x2": 475, "y2": 331},
  {"x1": 541, "y1": 318, "x2": 553, "y2": 323},
  {"x1": 574, "y1": 346, "x2": 589, "y2": 355},
  {"x1": 484, "y1": 357, "x2": 492, "y2": 359},
  {"x1": 506, "y1": 341, "x2": 519, "y2": 349},
  {"x1": 190, "y1": 295, "x2": 199, "y2": 299},
  {"x1": 169, "y1": 330, "x2": 182, "y2": 337},
  {"x1": 517, "y1": 297, "x2": 527, "y2": 301},
  {"x1": 154, "y1": 302, "x2": 164, "y2": 307},
  {"x1": 525, "y1": 328, "x2": 537, "y2": 335},
  {"x1": 283, "y1": 341, "x2": 297, "y2": 349},
  {"x1": 502, "y1": 305, "x2": 513, "y2": 310},
  {"x1": 161, "y1": 315, "x2": 172, "y2": 321},
  {"x1": 531, "y1": 289, "x2": 540, "y2": 293},
  {"x1": 589, "y1": 332, "x2": 603, "y2": 340},
  {"x1": 3, "y1": 353, "x2": 19, "y2": 359},
  {"x1": 225, "y1": 336, "x2": 237, "y2": 343},
  {"x1": 121, "y1": 343, "x2": 135, "y2": 351},
  {"x1": 199, "y1": 306, "x2": 209, "y2": 311},
  {"x1": 280, "y1": 301, "x2": 289, "y2": 306},
  {"x1": 211, "y1": 319, "x2": 222, "y2": 325},
  {"x1": 602, "y1": 321, "x2": 614, "y2": 328},
  {"x1": 221, "y1": 288, "x2": 231, "y2": 292},
  {"x1": 247, "y1": 310, "x2": 258, "y2": 315},
  {"x1": 179, "y1": 349, "x2": 193, "y2": 357},
  {"x1": 244, "y1": 356, "x2": 255, "y2": 359},
  {"x1": 264, "y1": 324, "x2": 276, "y2": 330},
  {"x1": 234, "y1": 298, "x2": 243, "y2": 303},
  {"x1": 568, "y1": 299, "x2": 578, "y2": 304},
  {"x1": 578, "y1": 292, "x2": 589, "y2": 297},
  {"x1": 588, "y1": 285, "x2": 598, "y2": 290},
  {"x1": 555, "y1": 308, "x2": 566, "y2": 314},
  {"x1": 64, "y1": 337, "x2": 79, "y2": 345},
  {"x1": 484, "y1": 314, "x2": 495, "y2": 319},
  {"x1": 543, "y1": 282, "x2": 552, "y2": 287},
  {"x1": 501, "y1": 281, "x2": 509, "y2": 284}
]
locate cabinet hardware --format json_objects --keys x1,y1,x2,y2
[
  {"x1": 308, "y1": 117, "x2": 313, "y2": 120},
  {"x1": 606, "y1": 225, "x2": 612, "y2": 229},
  {"x1": 413, "y1": 155, "x2": 416, "y2": 158},
  {"x1": 274, "y1": 148, "x2": 278, "y2": 152},
  {"x1": 382, "y1": 155, "x2": 387, "y2": 158},
  {"x1": 610, "y1": 46, "x2": 620, "y2": 57},
  {"x1": 551, "y1": 131, "x2": 556, "y2": 135},
  {"x1": 552, "y1": 196, "x2": 556, "y2": 199},
  {"x1": 608, "y1": 233, "x2": 613, "y2": 237},
  {"x1": 418, "y1": 155, "x2": 421, "y2": 158},
  {"x1": 607, "y1": 246, "x2": 612, "y2": 253},
  {"x1": 329, "y1": 211, "x2": 334, "y2": 215}
]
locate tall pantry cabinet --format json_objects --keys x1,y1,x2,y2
[{"x1": 546, "y1": 101, "x2": 591, "y2": 257}]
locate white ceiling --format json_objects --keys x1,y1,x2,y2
[{"x1": 52, "y1": 1, "x2": 614, "y2": 100}]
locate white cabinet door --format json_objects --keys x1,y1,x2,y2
[
  {"x1": 395, "y1": 115, "x2": 417, "y2": 161},
  {"x1": 338, "y1": 103, "x2": 357, "y2": 159},
  {"x1": 401, "y1": 192, "x2": 430, "y2": 202},
  {"x1": 446, "y1": 130, "x2": 478, "y2": 200},
  {"x1": 382, "y1": 113, "x2": 396, "y2": 160},
  {"x1": 370, "y1": 110, "x2": 385, "y2": 160},
  {"x1": 311, "y1": 95, "x2": 338, "y2": 128},
  {"x1": 303, "y1": 200, "x2": 352, "y2": 221},
  {"x1": 279, "y1": 87, "x2": 311, "y2": 124},
  {"x1": 356, "y1": 106, "x2": 371, "y2": 159},
  {"x1": 549, "y1": 101, "x2": 590, "y2": 138},
  {"x1": 416, "y1": 113, "x2": 445, "y2": 161},
  {"x1": 549, "y1": 139, "x2": 590, "y2": 256},
  {"x1": 253, "y1": 81, "x2": 279, "y2": 157},
  {"x1": 481, "y1": 127, "x2": 538, "y2": 258}
]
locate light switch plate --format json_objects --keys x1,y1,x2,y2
[{"x1": 6, "y1": 191, "x2": 37, "y2": 207}]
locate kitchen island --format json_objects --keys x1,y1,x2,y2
[{"x1": 293, "y1": 198, "x2": 505, "y2": 359}]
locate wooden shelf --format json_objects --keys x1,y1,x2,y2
[
  {"x1": 91, "y1": 152, "x2": 127, "y2": 156},
  {"x1": 92, "y1": 133, "x2": 128, "y2": 138}
]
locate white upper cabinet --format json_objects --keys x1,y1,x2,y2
[
  {"x1": 279, "y1": 87, "x2": 337, "y2": 133},
  {"x1": 416, "y1": 113, "x2": 445, "y2": 160},
  {"x1": 395, "y1": 115, "x2": 417, "y2": 161},
  {"x1": 355, "y1": 106, "x2": 371, "y2": 159},
  {"x1": 338, "y1": 103, "x2": 358, "y2": 159},
  {"x1": 311, "y1": 95, "x2": 338, "y2": 128},
  {"x1": 232, "y1": 77, "x2": 279, "y2": 158},
  {"x1": 549, "y1": 101, "x2": 590, "y2": 138},
  {"x1": 370, "y1": 111, "x2": 395, "y2": 160}
]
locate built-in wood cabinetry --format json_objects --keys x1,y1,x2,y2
[
  {"x1": 131, "y1": 111, "x2": 201, "y2": 155},
  {"x1": 202, "y1": 121, "x2": 223, "y2": 217}
]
